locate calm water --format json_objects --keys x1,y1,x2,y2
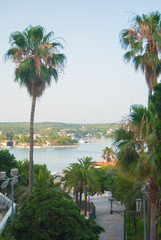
[{"x1": 6, "y1": 139, "x2": 112, "y2": 173}]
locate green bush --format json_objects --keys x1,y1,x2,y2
[{"x1": 12, "y1": 190, "x2": 104, "y2": 239}]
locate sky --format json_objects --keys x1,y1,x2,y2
[{"x1": 0, "y1": 0, "x2": 161, "y2": 124}]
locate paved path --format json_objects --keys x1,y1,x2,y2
[{"x1": 91, "y1": 196, "x2": 125, "y2": 240}]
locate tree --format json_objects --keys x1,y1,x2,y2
[
  {"x1": 14, "y1": 159, "x2": 50, "y2": 205},
  {"x1": 63, "y1": 164, "x2": 82, "y2": 206},
  {"x1": 5, "y1": 25, "x2": 66, "y2": 195},
  {"x1": 19, "y1": 135, "x2": 30, "y2": 144},
  {"x1": 54, "y1": 136, "x2": 78, "y2": 145},
  {"x1": 111, "y1": 173, "x2": 143, "y2": 233},
  {"x1": 102, "y1": 146, "x2": 115, "y2": 170},
  {"x1": 12, "y1": 185, "x2": 104, "y2": 240},
  {"x1": 64, "y1": 157, "x2": 100, "y2": 216},
  {"x1": 114, "y1": 104, "x2": 159, "y2": 240},
  {"x1": 120, "y1": 11, "x2": 161, "y2": 97},
  {"x1": 96, "y1": 167, "x2": 117, "y2": 193},
  {"x1": 16, "y1": 159, "x2": 49, "y2": 187},
  {"x1": 150, "y1": 83, "x2": 161, "y2": 237},
  {"x1": 0, "y1": 149, "x2": 17, "y2": 177},
  {"x1": 33, "y1": 169, "x2": 67, "y2": 197},
  {"x1": 6, "y1": 132, "x2": 14, "y2": 140},
  {"x1": 76, "y1": 157, "x2": 100, "y2": 216},
  {"x1": 150, "y1": 83, "x2": 161, "y2": 170}
]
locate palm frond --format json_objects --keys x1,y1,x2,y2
[
  {"x1": 52, "y1": 42, "x2": 64, "y2": 49},
  {"x1": 133, "y1": 55, "x2": 145, "y2": 70},
  {"x1": 9, "y1": 32, "x2": 26, "y2": 48},
  {"x1": 4, "y1": 48, "x2": 18, "y2": 62},
  {"x1": 123, "y1": 50, "x2": 135, "y2": 62},
  {"x1": 43, "y1": 31, "x2": 54, "y2": 43},
  {"x1": 124, "y1": 181, "x2": 143, "y2": 210}
]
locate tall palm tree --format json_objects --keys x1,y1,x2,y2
[
  {"x1": 102, "y1": 146, "x2": 115, "y2": 170},
  {"x1": 114, "y1": 104, "x2": 158, "y2": 240},
  {"x1": 120, "y1": 11, "x2": 161, "y2": 97},
  {"x1": 5, "y1": 25, "x2": 66, "y2": 195}
]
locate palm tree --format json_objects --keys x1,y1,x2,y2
[
  {"x1": 16, "y1": 169, "x2": 68, "y2": 208},
  {"x1": 5, "y1": 25, "x2": 66, "y2": 195},
  {"x1": 114, "y1": 104, "x2": 158, "y2": 240},
  {"x1": 102, "y1": 146, "x2": 115, "y2": 170},
  {"x1": 77, "y1": 157, "x2": 100, "y2": 216},
  {"x1": 64, "y1": 157, "x2": 100, "y2": 216},
  {"x1": 33, "y1": 169, "x2": 68, "y2": 197},
  {"x1": 63, "y1": 164, "x2": 82, "y2": 206},
  {"x1": 120, "y1": 11, "x2": 161, "y2": 97}
]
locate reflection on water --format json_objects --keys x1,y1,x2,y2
[{"x1": 7, "y1": 139, "x2": 112, "y2": 172}]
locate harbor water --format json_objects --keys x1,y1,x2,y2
[{"x1": 6, "y1": 139, "x2": 112, "y2": 173}]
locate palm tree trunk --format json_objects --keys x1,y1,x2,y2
[
  {"x1": 150, "y1": 203, "x2": 157, "y2": 240},
  {"x1": 29, "y1": 95, "x2": 36, "y2": 195},
  {"x1": 107, "y1": 155, "x2": 110, "y2": 171},
  {"x1": 75, "y1": 190, "x2": 78, "y2": 206},
  {"x1": 79, "y1": 190, "x2": 82, "y2": 208},
  {"x1": 147, "y1": 199, "x2": 151, "y2": 240},
  {"x1": 148, "y1": 87, "x2": 153, "y2": 99},
  {"x1": 149, "y1": 179, "x2": 158, "y2": 240},
  {"x1": 84, "y1": 186, "x2": 87, "y2": 216}
]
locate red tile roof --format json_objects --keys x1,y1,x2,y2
[{"x1": 94, "y1": 161, "x2": 117, "y2": 167}]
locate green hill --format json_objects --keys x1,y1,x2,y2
[{"x1": 0, "y1": 122, "x2": 118, "y2": 135}]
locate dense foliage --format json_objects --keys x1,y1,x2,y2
[
  {"x1": 0, "y1": 158, "x2": 104, "y2": 239},
  {"x1": 0, "y1": 149, "x2": 17, "y2": 177},
  {"x1": 12, "y1": 191, "x2": 104, "y2": 240},
  {"x1": 150, "y1": 83, "x2": 161, "y2": 171},
  {"x1": 54, "y1": 136, "x2": 78, "y2": 145},
  {"x1": 113, "y1": 101, "x2": 161, "y2": 239},
  {"x1": 12, "y1": 168, "x2": 104, "y2": 240},
  {"x1": 95, "y1": 167, "x2": 117, "y2": 192},
  {"x1": 14, "y1": 160, "x2": 50, "y2": 204}
]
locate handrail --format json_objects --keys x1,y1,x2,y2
[{"x1": 0, "y1": 192, "x2": 16, "y2": 234}]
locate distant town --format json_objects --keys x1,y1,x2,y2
[{"x1": 0, "y1": 122, "x2": 117, "y2": 148}]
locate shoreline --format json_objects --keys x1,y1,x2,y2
[
  {"x1": 0, "y1": 139, "x2": 109, "y2": 150},
  {"x1": 0, "y1": 144, "x2": 79, "y2": 150}
]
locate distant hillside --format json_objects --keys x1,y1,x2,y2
[{"x1": 0, "y1": 122, "x2": 118, "y2": 135}]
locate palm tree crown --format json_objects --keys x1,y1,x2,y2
[
  {"x1": 120, "y1": 11, "x2": 161, "y2": 97},
  {"x1": 102, "y1": 146, "x2": 115, "y2": 162},
  {"x1": 114, "y1": 104, "x2": 157, "y2": 178},
  {"x1": 5, "y1": 25, "x2": 66, "y2": 97}
]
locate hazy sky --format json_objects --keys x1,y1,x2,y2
[{"x1": 0, "y1": 0, "x2": 160, "y2": 124}]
